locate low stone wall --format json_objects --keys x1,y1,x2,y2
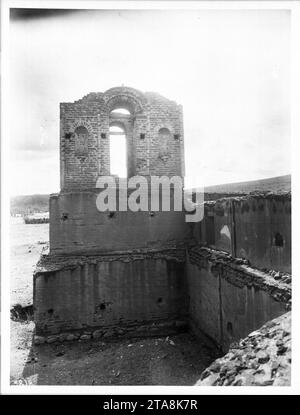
[
  {"x1": 33, "y1": 318, "x2": 188, "y2": 345},
  {"x1": 34, "y1": 248, "x2": 188, "y2": 335},
  {"x1": 187, "y1": 246, "x2": 291, "y2": 352},
  {"x1": 197, "y1": 311, "x2": 291, "y2": 386}
]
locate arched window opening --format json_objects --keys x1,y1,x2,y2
[
  {"x1": 110, "y1": 108, "x2": 131, "y2": 115},
  {"x1": 74, "y1": 125, "x2": 89, "y2": 157},
  {"x1": 110, "y1": 125, "x2": 124, "y2": 134},
  {"x1": 75, "y1": 125, "x2": 89, "y2": 135},
  {"x1": 109, "y1": 124, "x2": 127, "y2": 178},
  {"x1": 158, "y1": 128, "x2": 171, "y2": 162},
  {"x1": 159, "y1": 127, "x2": 171, "y2": 136}
]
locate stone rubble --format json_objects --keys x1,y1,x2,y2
[{"x1": 196, "y1": 312, "x2": 291, "y2": 386}]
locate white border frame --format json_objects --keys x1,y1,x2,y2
[{"x1": 1, "y1": 0, "x2": 299, "y2": 395}]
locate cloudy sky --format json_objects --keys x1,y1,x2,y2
[{"x1": 9, "y1": 8, "x2": 290, "y2": 195}]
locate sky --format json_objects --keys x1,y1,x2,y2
[{"x1": 8, "y1": 8, "x2": 290, "y2": 195}]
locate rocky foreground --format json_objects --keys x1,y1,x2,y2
[{"x1": 197, "y1": 312, "x2": 291, "y2": 386}]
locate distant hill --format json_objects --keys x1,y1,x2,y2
[
  {"x1": 205, "y1": 174, "x2": 291, "y2": 195},
  {"x1": 10, "y1": 194, "x2": 49, "y2": 216},
  {"x1": 10, "y1": 175, "x2": 291, "y2": 215}
]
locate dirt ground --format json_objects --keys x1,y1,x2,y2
[
  {"x1": 10, "y1": 221, "x2": 48, "y2": 308},
  {"x1": 10, "y1": 220, "x2": 218, "y2": 386},
  {"x1": 10, "y1": 320, "x2": 217, "y2": 386}
]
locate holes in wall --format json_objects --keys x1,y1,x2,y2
[
  {"x1": 157, "y1": 297, "x2": 164, "y2": 306},
  {"x1": 140, "y1": 133, "x2": 146, "y2": 140},
  {"x1": 174, "y1": 134, "x2": 180, "y2": 140},
  {"x1": 101, "y1": 133, "x2": 106, "y2": 139},
  {"x1": 227, "y1": 321, "x2": 233, "y2": 335},
  {"x1": 48, "y1": 308, "x2": 54, "y2": 316},
  {"x1": 274, "y1": 232, "x2": 284, "y2": 247},
  {"x1": 65, "y1": 132, "x2": 73, "y2": 139},
  {"x1": 61, "y1": 212, "x2": 69, "y2": 221},
  {"x1": 108, "y1": 211, "x2": 116, "y2": 219},
  {"x1": 95, "y1": 302, "x2": 112, "y2": 314}
]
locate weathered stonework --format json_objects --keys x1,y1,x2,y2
[{"x1": 60, "y1": 86, "x2": 184, "y2": 191}]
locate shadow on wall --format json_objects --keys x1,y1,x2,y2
[
  {"x1": 187, "y1": 246, "x2": 291, "y2": 353},
  {"x1": 194, "y1": 194, "x2": 291, "y2": 273}
]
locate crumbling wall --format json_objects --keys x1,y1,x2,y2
[
  {"x1": 34, "y1": 249, "x2": 188, "y2": 335},
  {"x1": 193, "y1": 193, "x2": 291, "y2": 273},
  {"x1": 187, "y1": 246, "x2": 291, "y2": 352}
]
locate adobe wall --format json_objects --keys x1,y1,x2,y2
[
  {"x1": 49, "y1": 189, "x2": 192, "y2": 255},
  {"x1": 34, "y1": 249, "x2": 188, "y2": 335},
  {"x1": 193, "y1": 193, "x2": 291, "y2": 273},
  {"x1": 234, "y1": 194, "x2": 291, "y2": 273},
  {"x1": 187, "y1": 246, "x2": 291, "y2": 352}
]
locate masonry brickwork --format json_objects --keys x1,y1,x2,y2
[{"x1": 60, "y1": 86, "x2": 184, "y2": 191}]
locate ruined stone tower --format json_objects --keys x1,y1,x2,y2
[
  {"x1": 49, "y1": 86, "x2": 187, "y2": 255},
  {"x1": 34, "y1": 87, "x2": 190, "y2": 336},
  {"x1": 60, "y1": 86, "x2": 185, "y2": 190},
  {"x1": 33, "y1": 87, "x2": 291, "y2": 359}
]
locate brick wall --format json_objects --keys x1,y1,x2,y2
[{"x1": 60, "y1": 87, "x2": 184, "y2": 191}]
